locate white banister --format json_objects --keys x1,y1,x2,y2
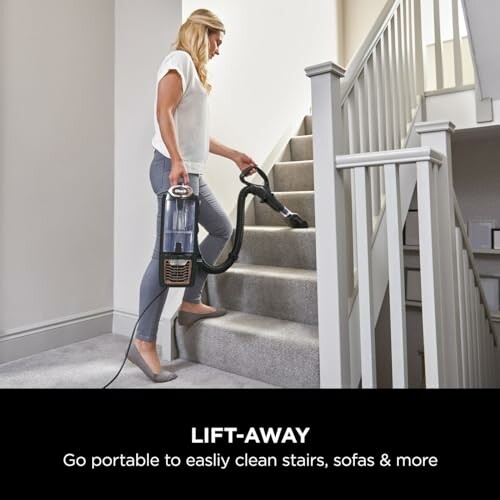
[
  {"x1": 337, "y1": 146, "x2": 442, "y2": 168},
  {"x1": 305, "y1": 0, "x2": 500, "y2": 388},
  {"x1": 384, "y1": 163, "x2": 408, "y2": 387},
  {"x1": 337, "y1": 147, "x2": 442, "y2": 388},
  {"x1": 416, "y1": 121, "x2": 462, "y2": 387},
  {"x1": 453, "y1": 193, "x2": 497, "y2": 339},
  {"x1": 341, "y1": 0, "x2": 400, "y2": 105},
  {"x1": 305, "y1": 62, "x2": 350, "y2": 388}
]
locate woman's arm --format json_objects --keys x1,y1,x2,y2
[
  {"x1": 210, "y1": 137, "x2": 256, "y2": 173},
  {"x1": 157, "y1": 71, "x2": 190, "y2": 185}
]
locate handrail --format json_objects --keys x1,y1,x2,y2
[
  {"x1": 453, "y1": 192, "x2": 497, "y2": 345},
  {"x1": 340, "y1": 0, "x2": 400, "y2": 105},
  {"x1": 336, "y1": 147, "x2": 443, "y2": 169}
]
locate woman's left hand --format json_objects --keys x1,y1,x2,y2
[{"x1": 234, "y1": 152, "x2": 257, "y2": 175}]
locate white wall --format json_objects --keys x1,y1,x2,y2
[
  {"x1": 453, "y1": 130, "x2": 500, "y2": 277},
  {"x1": 182, "y1": 0, "x2": 339, "y2": 215},
  {"x1": 114, "y1": 0, "x2": 183, "y2": 323},
  {"x1": 462, "y1": 0, "x2": 500, "y2": 100},
  {"x1": 342, "y1": 0, "x2": 387, "y2": 65},
  {"x1": 494, "y1": 99, "x2": 500, "y2": 122},
  {"x1": 0, "y1": 1, "x2": 114, "y2": 338},
  {"x1": 425, "y1": 90, "x2": 476, "y2": 128}
]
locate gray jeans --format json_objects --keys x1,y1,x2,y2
[{"x1": 136, "y1": 149, "x2": 232, "y2": 342}]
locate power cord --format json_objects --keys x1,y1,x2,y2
[{"x1": 102, "y1": 286, "x2": 168, "y2": 389}]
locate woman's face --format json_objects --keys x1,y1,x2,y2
[{"x1": 208, "y1": 31, "x2": 223, "y2": 59}]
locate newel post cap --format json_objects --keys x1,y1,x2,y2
[
  {"x1": 415, "y1": 121, "x2": 456, "y2": 135},
  {"x1": 305, "y1": 62, "x2": 346, "y2": 79}
]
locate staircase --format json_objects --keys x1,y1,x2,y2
[
  {"x1": 175, "y1": 117, "x2": 321, "y2": 388},
  {"x1": 174, "y1": 0, "x2": 500, "y2": 388}
]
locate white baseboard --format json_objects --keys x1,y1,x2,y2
[
  {"x1": 0, "y1": 309, "x2": 113, "y2": 364},
  {"x1": 112, "y1": 310, "x2": 177, "y2": 362}
]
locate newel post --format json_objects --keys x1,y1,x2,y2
[
  {"x1": 416, "y1": 121, "x2": 462, "y2": 387},
  {"x1": 306, "y1": 62, "x2": 350, "y2": 388}
]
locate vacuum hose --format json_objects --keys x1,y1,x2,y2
[{"x1": 199, "y1": 166, "x2": 308, "y2": 274}]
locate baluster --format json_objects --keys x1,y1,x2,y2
[
  {"x1": 455, "y1": 228, "x2": 468, "y2": 387},
  {"x1": 375, "y1": 41, "x2": 386, "y2": 151},
  {"x1": 470, "y1": 279, "x2": 478, "y2": 387},
  {"x1": 451, "y1": 0, "x2": 463, "y2": 88},
  {"x1": 385, "y1": 163, "x2": 408, "y2": 387},
  {"x1": 414, "y1": 0, "x2": 424, "y2": 96},
  {"x1": 463, "y1": 257, "x2": 473, "y2": 387},
  {"x1": 382, "y1": 27, "x2": 394, "y2": 150},
  {"x1": 343, "y1": 169, "x2": 355, "y2": 298},
  {"x1": 357, "y1": 72, "x2": 369, "y2": 153},
  {"x1": 433, "y1": 0, "x2": 444, "y2": 89},
  {"x1": 355, "y1": 166, "x2": 376, "y2": 387},
  {"x1": 416, "y1": 159, "x2": 444, "y2": 387},
  {"x1": 400, "y1": 0, "x2": 411, "y2": 125},
  {"x1": 407, "y1": 0, "x2": 417, "y2": 108},
  {"x1": 396, "y1": 5, "x2": 407, "y2": 141},
  {"x1": 366, "y1": 55, "x2": 378, "y2": 153},
  {"x1": 347, "y1": 91, "x2": 359, "y2": 154},
  {"x1": 390, "y1": 17, "x2": 401, "y2": 147}
]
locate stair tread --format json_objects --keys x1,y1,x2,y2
[
  {"x1": 291, "y1": 134, "x2": 313, "y2": 140},
  {"x1": 244, "y1": 225, "x2": 315, "y2": 233},
  {"x1": 183, "y1": 309, "x2": 318, "y2": 343},
  {"x1": 273, "y1": 190, "x2": 314, "y2": 195},
  {"x1": 275, "y1": 160, "x2": 313, "y2": 166},
  {"x1": 226, "y1": 263, "x2": 317, "y2": 280}
]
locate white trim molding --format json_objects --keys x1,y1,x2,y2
[
  {"x1": 112, "y1": 310, "x2": 177, "y2": 362},
  {"x1": 0, "y1": 309, "x2": 113, "y2": 364}
]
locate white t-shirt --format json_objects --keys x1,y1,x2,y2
[{"x1": 152, "y1": 50, "x2": 209, "y2": 174}]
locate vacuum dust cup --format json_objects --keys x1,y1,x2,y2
[{"x1": 159, "y1": 184, "x2": 198, "y2": 287}]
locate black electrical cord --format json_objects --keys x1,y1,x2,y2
[
  {"x1": 102, "y1": 286, "x2": 168, "y2": 389},
  {"x1": 102, "y1": 165, "x2": 307, "y2": 387}
]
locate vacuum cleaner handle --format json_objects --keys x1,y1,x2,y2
[{"x1": 239, "y1": 165, "x2": 270, "y2": 189}]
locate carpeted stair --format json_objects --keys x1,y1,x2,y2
[{"x1": 175, "y1": 116, "x2": 320, "y2": 388}]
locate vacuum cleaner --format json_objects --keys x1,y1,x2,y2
[
  {"x1": 159, "y1": 165, "x2": 308, "y2": 287},
  {"x1": 103, "y1": 165, "x2": 308, "y2": 388}
]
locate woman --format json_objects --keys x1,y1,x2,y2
[{"x1": 127, "y1": 9, "x2": 256, "y2": 383}]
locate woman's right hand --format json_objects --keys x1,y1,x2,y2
[{"x1": 169, "y1": 159, "x2": 190, "y2": 186}]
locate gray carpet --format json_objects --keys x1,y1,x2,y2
[
  {"x1": 178, "y1": 116, "x2": 320, "y2": 387},
  {"x1": 0, "y1": 333, "x2": 276, "y2": 389}
]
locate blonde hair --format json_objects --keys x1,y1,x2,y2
[{"x1": 175, "y1": 9, "x2": 225, "y2": 93}]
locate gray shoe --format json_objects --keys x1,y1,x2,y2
[
  {"x1": 177, "y1": 308, "x2": 227, "y2": 327},
  {"x1": 127, "y1": 343, "x2": 177, "y2": 383}
]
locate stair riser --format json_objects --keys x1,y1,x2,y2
[
  {"x1": 176, "y1": 324, "x2": 319, "y2": 388},
  {"x1": 290, "y1": 136, "x2": 313, "y2": 161},
  {"x1": 239, "y1": 229, "x2": 316, "y2": 269},
  {"x1": 273, "y1": 163, "x2": 314, "y2": 191},
  {"x1": 305, "y1": 115, "x2": 313, "y2": 135},
  {"x1": 254, "y1": 194, "x2": 315, "y2": 227},
  {"x1": 207, "y1": 272, "x2": 318, "y2": 325}
]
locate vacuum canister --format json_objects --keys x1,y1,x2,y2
[{"x1": 159, "y1": 184, "x2": 198, "y2": 287}]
